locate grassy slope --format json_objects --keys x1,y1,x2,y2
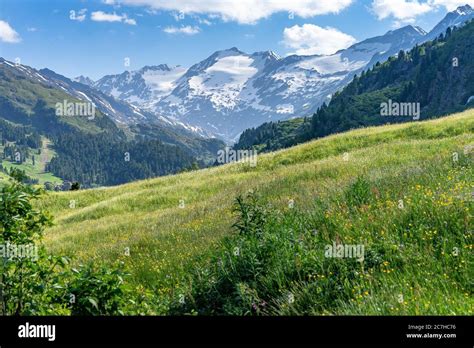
[
  {"x1": 1, "y1": 136, "x2": 62, "y2": 184},
  {"x1": 38, "y1": 110, "x2": 473, "y2": 314}
]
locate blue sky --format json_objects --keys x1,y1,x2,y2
[{"x1": 0, "y1": 0, "x2": 471, "y2": 80}]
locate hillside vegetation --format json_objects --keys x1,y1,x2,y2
[
  {"x1": 38, "y1": 110, "x2": 473, "y2": 315},
  {"x1": 1, "y1": 133, "x2": 62, "y2": 186}
]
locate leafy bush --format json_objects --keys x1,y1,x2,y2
[
  {"x1": 0, "y1": 174, "x2": 129, "y2": 315},
  {"x1": 171, "y1": 191, "x2": 365, "y2": 315},
  {"x1": 67, "y1": 263, "x2": 127, "y2": 315}
]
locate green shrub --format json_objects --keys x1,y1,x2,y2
[
  {"x1": 0, "y1": 174, "x2": 129, "y2": 315},
  {"x1": 67, "y1": 263, "x2": 127, "y2": 315}
]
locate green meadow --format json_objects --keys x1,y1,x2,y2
[
  {"x1": 38, "y1": 110, "x2": 473, "y2": 315},
  {"x1": 1, "y1": 137, "x2": 62, "y2": 185}
]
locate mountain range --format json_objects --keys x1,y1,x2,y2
[
  {"x1": 0, "y1": 56, "x2": 225, "y2": 187},
  {"x1": 90, "y1": 5, "x2": 474, "y2": 142},
  {"x1": 235, "y1": 15, "x2": 474, "y2": 152},
  {"x1": 1, "y1": 5, "x2": 473, "y2": 187}
]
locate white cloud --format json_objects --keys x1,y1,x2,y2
[
  {"x1": 283, "y1": 24, "x2": 356, "y2": 56},
  {"x1": 429, "y1": 0, "x2": 474, "y2": 11},
  {"x1": 105, "y1": 0, "x2": 354, "y2": 24},
  {"x1": 91, "y1": 11, "x2": 123, "y2": 22},
  {"x1": 371, "y1": 0, "x2": 474, "y2": 25},
  {"x1": 69, "y1": 9, "x2": 87, "y2": 22},
  {"x1": 371, "y1": 0, "x2": 432, "y2": 23},
  {"x1": 27, "y1": 27, "x2": 38, "y2": 32},
  {"x1": 91, "y1": 11, "x2": 137, "y2": 25},
  {"x1": 124, "y1": 18, "x2": 137, "y2": 25},
  {"x1": 163, "y1": 25, "x2": 200, "y2": 35},
  {"x1": 0, "y1": 20, "x2": 21, "y2": 43},
  {"x1": 198, "y1": 18, "x2": 212, "y2": 26},
  {"x1": 172, "y1": 12, "x2": 213, "y2": 26}
]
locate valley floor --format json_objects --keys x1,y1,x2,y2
[{"x1": 1, "y1": 136, "x2": 62, "y2": 185}]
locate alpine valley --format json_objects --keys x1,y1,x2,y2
[
  {"x1": 0, "y1": 57, "x2": 224, "y2": 187},
  {"x1": 0, "y1": 5, "x2": 473, "y2": 188},
  {"x1": 1, "y1": 0, "x2": 473, "y2": 320}
]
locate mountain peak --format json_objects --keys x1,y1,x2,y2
[
  {"x1": 228, "y1": 46, "x2": 242, "y2": 52},
  {"x1": 39, "y1": 68, "x2": 55, "y2": 74},
  {"x1": 424, "y1": 3, "x2": 474, "y2": 41},
  {"x1": 216, "y1": 47, "x2": 245, "y2": 56},
  {"x1": 251, "y1": 50, "x2": 281, "y2": 60},
  {"x1": 455, "y1": 4, "x2": 473, "y2": 15},
  {"x1": 386, "y1": 25, "x2": 427, "y2": 37},
  {"x1": 74, "y1": 75, "x2": 95, "y2": 86}
]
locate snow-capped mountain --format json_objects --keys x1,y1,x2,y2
[
  {"x1": 0, "y1": 58, "x2": 208, "y2": 137},
  {"x1": 154, "y1": 48, "x2": 281, "y2": 140},
  {"x1": 57, "y1": 70, "x2": 208, "y2": 136},
  {"x1": 423, "y1": 4, "x2": 474, "y2": 42},
  {"x1": 73, "y1": 75, "x2": 95, "y2": 86},
  {"x1": 40, "y1": 67, "x2": 168, "y2": 125},
  {"x1": 95, "y1": 27, "x2": 426, "y2": 141},
  {"x1": 245, "y1": 25, "x2": 428, "y2": 130},
  {"x1": 93, "y1": 5, "x2": 474, "y2": 142},
  {"x1": 94, "y1": 65, "x2": 187, "y2": 107}
]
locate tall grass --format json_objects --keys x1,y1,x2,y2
[
  {"x1": 171, "y1": 153, "x2": 472, "y2": 315},
  {"x1": 38, "y1": 110, "x2": 474, "y2": 314}
]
